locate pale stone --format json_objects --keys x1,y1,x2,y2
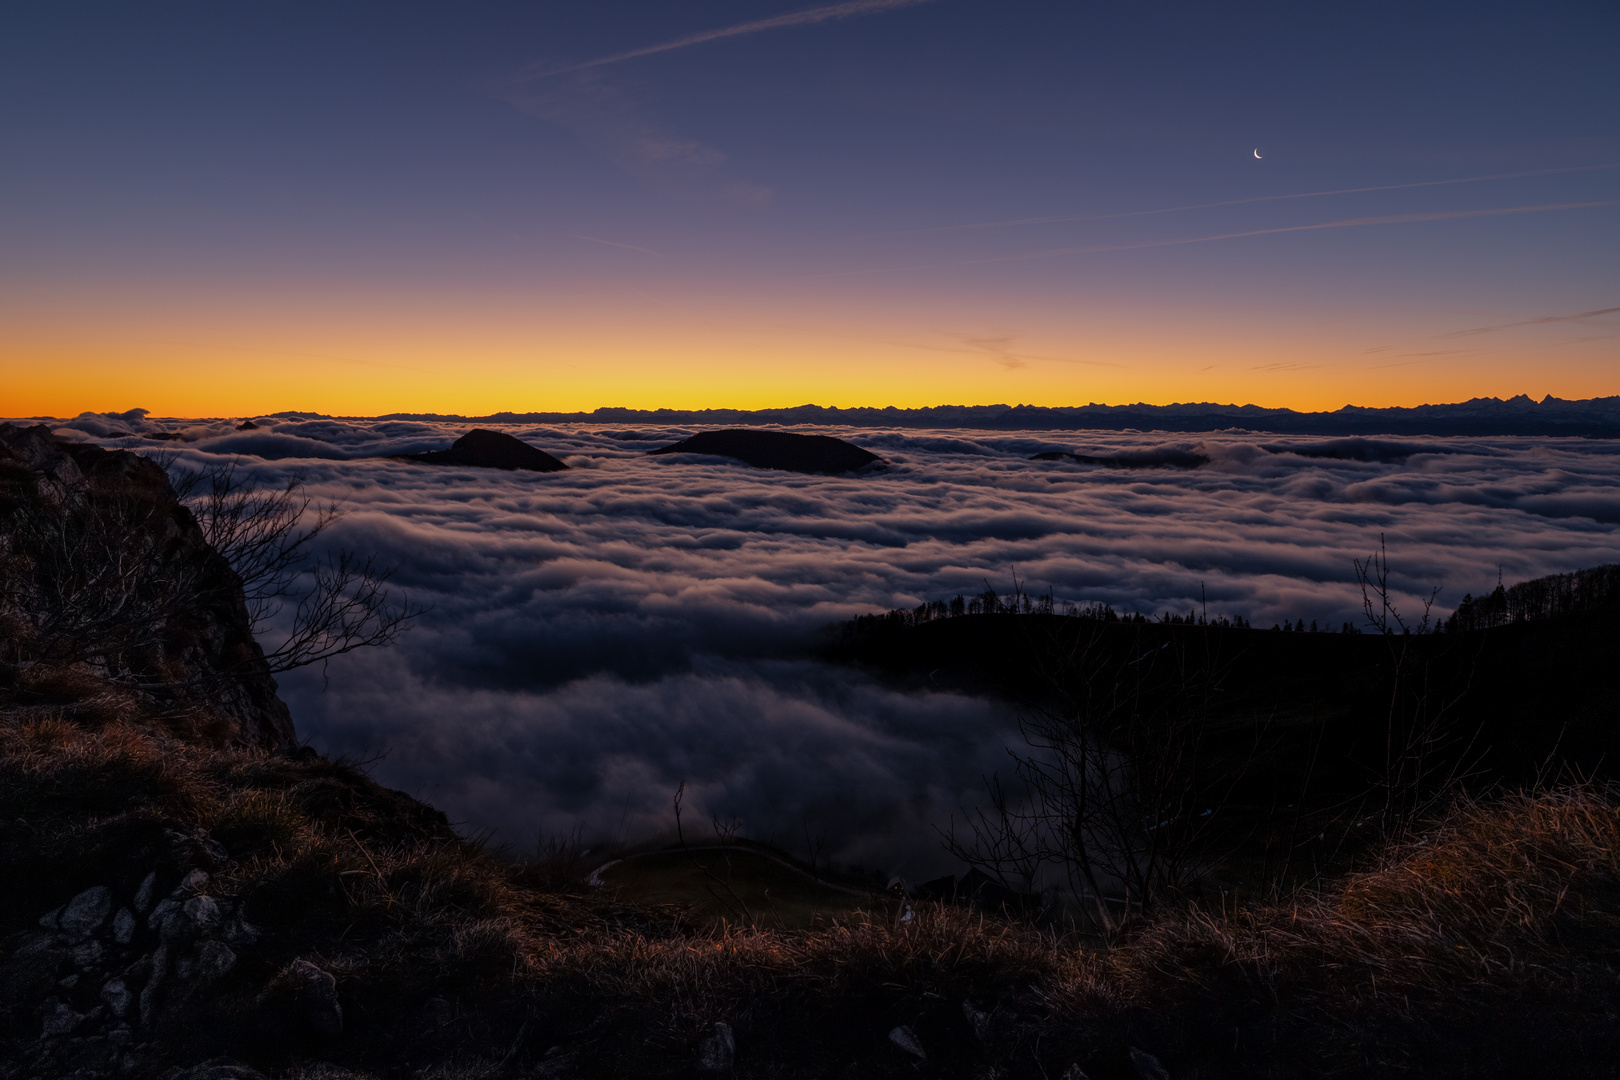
[
  {"x1": 888, "y1": 1025, "x2": 926, "y2": 1060},
  {"x1": 59, "y1": 887, "x2": 111, "y2": 938},
  {"x1": 132, "y1": 872, "x2": 157, "y2": 913},
  {"x1": 183, "y1": 895, "x2": 221, "y2": 934},
  {"x1": 697, "y1": 1021, "x2": 734, "y2": 1072},
  {"x1": 101, "y1": 979, "x2": 132, "y2": 1018}
]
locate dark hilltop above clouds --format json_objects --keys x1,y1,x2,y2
[
  {"x1": 648, "y1": 428, "x2": 881, "y2": 474},
  {"x1": 395, "y1": 428, "x2": 569, "y2": 472}
]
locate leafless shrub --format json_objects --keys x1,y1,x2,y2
[
  {"x1": 947, "y1": 622, "x2": 1248, "y2": 932},
  {"x1": 0, "y1": 465, "x2": 194, "y2": 668},
  {"x1": 171, "y1": 459, "x2": 424, "y2": 675},
  {"x1": 673, "y1": 781, "x2": 755, "y2": 924},
  {"x1": 1354, "y1": 534, "x2": 1478, "y2": 835}
]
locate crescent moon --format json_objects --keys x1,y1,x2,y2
[{"x1": 1253, "y1": 148, "x2": 1262, "y2": 159}]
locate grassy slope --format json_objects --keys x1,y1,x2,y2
[{"x1": 3, "y1": 686, "x2": 1619, "y2": 1079}]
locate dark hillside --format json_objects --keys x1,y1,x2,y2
[{"x1": 830, "y1": 604, "x2": 1620, "y2": 877}]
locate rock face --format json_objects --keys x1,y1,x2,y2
[
  {"x1": 648, "y1": 429, "x2": 881, "y2": 475},
  {"x1": 399, "y1": 429, "x2": 569, "y2": 472},
  {"x1": 0, "y1": 423, "x2": 296, "y2": 749}
]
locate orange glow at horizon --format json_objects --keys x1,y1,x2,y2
[{"x1": 5, "y1": 284, "x2": 1616, "y2": 419}]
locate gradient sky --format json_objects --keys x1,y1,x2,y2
[{"x1": 3, "y1": 0, "x2": 1617, "y2": 417}]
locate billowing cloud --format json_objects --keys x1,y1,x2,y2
[{"x1": 27, "y1": 413, "x2": 1620, "y2": 875}]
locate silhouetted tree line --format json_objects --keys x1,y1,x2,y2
[
  {"x1": 849, "y1": 582, "x2": 1286, "y2": 636},
  {"x1": 1446, "y1": 563, "x2": 1620, "y2": 632},
  {"x1": 850, "y1": 588, "x2": 1257, "y2": 635}
]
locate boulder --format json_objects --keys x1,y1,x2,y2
[
  {"x1": 133, "y1": 872, "x2": 158, "y2": 913},
  {"x1": 100, "y1": 979, "x2": 131, "y2": 1018},
  {"x1": 59, "y1": 887, "x2": 111, "y2": 939},
  {"x1": 697, "y1": 1021, "x2": 735, "y2": 1072},
  {"x1": 888, "y1": 1025, "x2": 926, "y2": 1060},
  {"x1": 183, "y1": 896, "x2": 222, "y2": 935}
]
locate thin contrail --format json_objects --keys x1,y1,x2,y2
[
  {"x1": 803, "y1": 200, "x2": 1620, "y2": 278},
  {"x1": 863, "y1": 162, "x2": 1620, "y2": 239},
  {"x1": 1445, "y1": 305, "x2": 1620, "y2": 337},
  {"x1": 515, "y1": 0, "x2": 939, "y2": 81}
]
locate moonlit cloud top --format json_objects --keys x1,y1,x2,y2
[{"x1": 34, "y1": 413, "x2": 1620, "y2": 875}]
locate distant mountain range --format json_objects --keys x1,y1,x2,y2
[{"x1": 274, "y1": 394, "x2": 1620, "y2": 437}]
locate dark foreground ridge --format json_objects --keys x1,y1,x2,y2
[
  {"x1": 648, "y1": 429, "x2": 881, "y2": 474},
  {"x1": 4, "y1": 426, "x2": 1620, "y2": 1078},
  {"x1": 364, "y1": 392, "x2": 1620, "y2": 437},
  {"x1": 397, "y1": 428, "x2": 569, "y2": 472}
]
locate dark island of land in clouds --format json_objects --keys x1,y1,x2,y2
[
  {"x1": 648, "y1": 428, "x2": 882, "y2": 474},
  {"x1": 396, "y1": 427, "x2": 569, "y2": 472}
]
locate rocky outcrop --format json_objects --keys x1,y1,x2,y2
[
  {"x1": 397, "y1": 429, "x2": 569, "y2": 472},
  {"x1": 0, "y1": 424, "x2": 295, "y2": 749},
  {"x1": 648, "y1": 429, "x2": 881, "y2": 475},
  {"x1": 1, "y1": 830, "x2": 265, "y2": 1078}
]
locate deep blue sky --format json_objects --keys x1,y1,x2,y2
[{"x1": 3, "y1": 1, "x2": 1617, "y2": 414}]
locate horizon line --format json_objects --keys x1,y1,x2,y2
[{"x1": 17, "y1": 391, "x2": 1620, "y2": 424}]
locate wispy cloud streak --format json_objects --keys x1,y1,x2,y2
[
  {"x1": 516, "y1": 0, "x2": 939, "y2": 81},
  {"x1": 1445, "y1": 305, "x2": 1620, "y2": 337},
  {"x1": 863, "y1": 162, "x2": 1620, "y2": 239},
  {"x1": 808, "y1": 200, "x2": 1620, "y2": 278}
]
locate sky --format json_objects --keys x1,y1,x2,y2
[
  {"x1": 45, "y1": 415, "x2": 1620, "y2": 869},
  {"x1": 2, "y1": 0, "x2": 1618, "y2": 416}
]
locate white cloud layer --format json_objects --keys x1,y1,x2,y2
[{"x1": 26, "y1": 412, "x2": 1620, "y2": 876}]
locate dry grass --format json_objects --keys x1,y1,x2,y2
[
  {"x1": 1088, "y1": 786, "x2": 1620, "y2": 1000},
  {"x1": 4, "y1": 696, "x2": 1619, "y2": 1077}
]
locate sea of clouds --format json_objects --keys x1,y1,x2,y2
[{"x1": 27, "y1": 411, "x2": 1620, "y2": 878}]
